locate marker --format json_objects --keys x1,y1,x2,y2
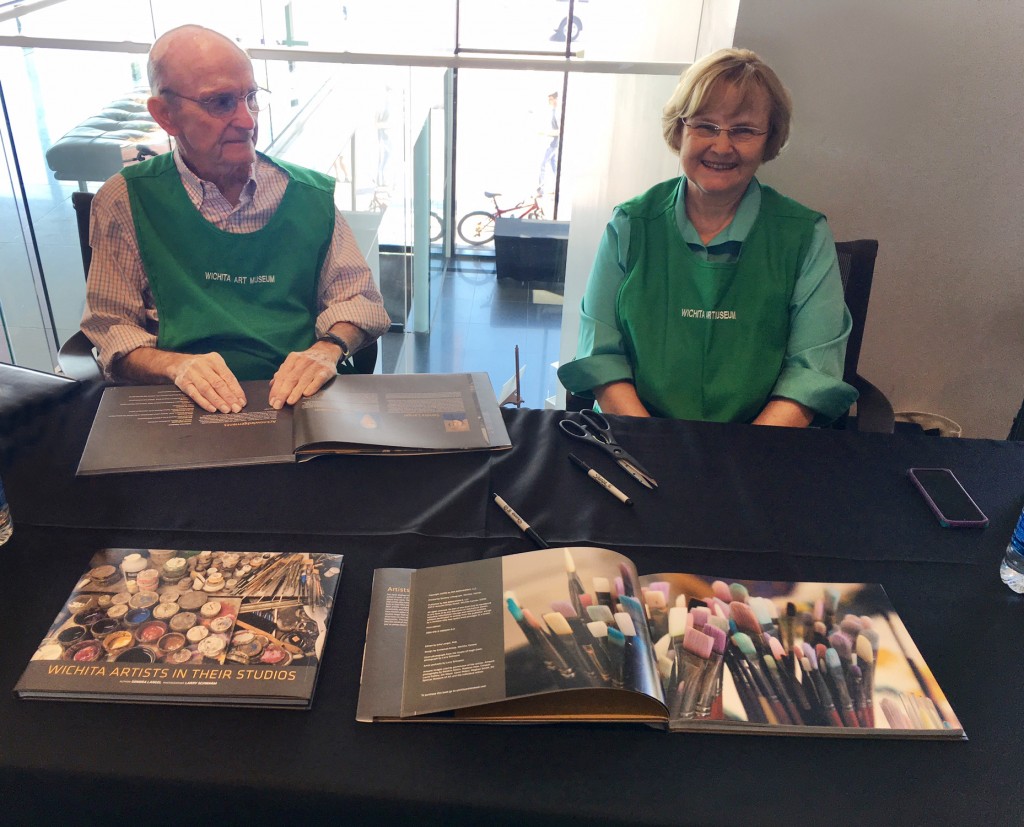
[
  {"x1": 568, "y1": 454, "x2": 633, "y2": 506},
  {"x1": 492, "y1": 493, "x2": 549, "y2": 548}
]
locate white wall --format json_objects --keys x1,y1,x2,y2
[
  {"x1": 734, "y1": 0, "x2": 1024, "y2": 438},
  {"x1": 558, "y1": 0, "x2": 739, "y2": 393},
  {"x1": 557, "y1": 72, "x2": 682, "y2": 391}
]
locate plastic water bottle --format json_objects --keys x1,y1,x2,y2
[
  {"x1": 999, "y1": 507, "x2": 1024, "y2": 593},
  {"x1": 0, "y1": 474, "x2": 11, "y2": 546}
]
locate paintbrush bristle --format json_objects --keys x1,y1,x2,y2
[
  {"x1": 729, "y1": 582, "x2": 749, "y2": 603},
  {"x1": 614, "y1": 612, "x2": 637, "y2": 637},
  {"x1": 729, "y1": 600, "x2": 761, "y2": 636},
  {"x1": 731, "y1": 632, "x2": 756, "y2": 656},
  {"x1": 551, "y1": 599, "x2": 578, "y2": 618},
  {"x1": 645, "y1": 590, "x2": 666, "y2": 609},
  {"x1": 683, "y1": 627, "x2": 714, "y2": 660},
  {"x1": 840, "y1": 615, "x2": 863, "y2": 637},
  {"x1": 543, "y1": 611, "x2": 573, "y2": 636},
  {"x1": 828, "y1": 631, "x2": 853, "y2": 660},
  {"x1": 705, "y1": 623, "x2": 727, "y2": 654},
  {"x1": 856, "y1": 632, "x2": 874, "y2": 663},
  {"x1": 751, "y1": 597, "x2": 773, "y2": 627},
  {"x1": 668, "y1": 606, "x2": 687, "y2": 638},
  {"x1": 706, "y1": 615, "x2": 730, "y2": 633}
]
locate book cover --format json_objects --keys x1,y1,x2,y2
[
  {"x1": 15, "y1": 548, "x2": 343, "y2": 709},
  {"x1": 357, "y1": 547, "x2": 964, "y2": 739},
  {"x1": 77, "y1": 372, "x2": 512, "y2": 475}
]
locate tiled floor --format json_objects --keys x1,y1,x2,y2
[{"x1": 383, "y1": 254, "x2": 564, "y2": 409}]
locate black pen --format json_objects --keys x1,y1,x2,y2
[
  {"x1": 568, "y1": 454, "x2": 633, "y2": 506},
  {"x1": 492, "y1": 493, "x2": 549, "y2": 548}
]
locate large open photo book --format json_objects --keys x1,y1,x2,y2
[
  {"x1": 357, "y1": 546, "x2": 964, "y2": 739},
  {"x1": 77, "y1": 372, "x2": 511, "y2": 474},
  {"x1": 15, "y1": 547, "x2": 343, "y2": 708}
]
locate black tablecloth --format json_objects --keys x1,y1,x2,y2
[
  {"x1": 2, "y1": 384, "x2": 1024, "y2": 826},
  {"x1": 6, "y1": 382, "x2": 1023, "y2": 562}
]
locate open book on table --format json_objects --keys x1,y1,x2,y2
[
  {"x1": 357, "y1": 546, "x2": 964, "y2": 739},
  {"x1": 77, "y1": 371, "x2": 510, "y2": 474}
]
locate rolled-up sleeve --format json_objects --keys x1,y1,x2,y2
[
  {"x1": 557, "y1": 213, "x2": 635, "y2": 398},
  {"x1": 80, "y1": 175, "x2": 160, "y2": 379},
  {"x1": 770, "y1": 217, "x2": 859, "y2": 421},
  {"x1": 315, "y1": 211, "x2": 391, "y2": 339}
]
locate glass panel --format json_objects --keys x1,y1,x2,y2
[
  {"x1": 585, "y1": 0, "x2": 705, "y2": 63},
  {"x1": 0, "y1": 44, "x2": 149, "y2": 368},
  {"x1": 454, "y1": 68, "x2": 568, "y2": 250},
  {"x1": 2, "y1": 0, "x2": 155, "y2": 40},
  {"x1": 0, "y1": 81, "x2": 54, "y2": 369},
  {"x1": 308, "y1": 0, "x2": 456, "y2": 54},
  {"x1": 458, "y1": 0, "x2": 584, "y2": 53}
]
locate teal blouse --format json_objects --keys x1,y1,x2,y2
[{"x1": 558, "y1": 177, "x2": 858, "y2": 422}]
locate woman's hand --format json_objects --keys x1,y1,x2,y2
[
  {"x1": 752, "y1": 398, "x2": 814, "y2": 428},
  {"x1": 594, "y1": 382, "x2": 651, "y2": 417}
]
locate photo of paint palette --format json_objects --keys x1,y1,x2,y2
[{"x1": 15, "y1": 548, "x2": 344, "y2": 708}]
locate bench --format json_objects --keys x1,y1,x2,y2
[{"x1": 45, "y1": 88, "x2": 172, "y2": 190}]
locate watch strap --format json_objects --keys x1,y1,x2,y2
[{"x1": 317, "y1": 332, "x2": 351, "y2": 359}]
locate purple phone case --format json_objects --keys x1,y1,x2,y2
[{"x1": 907, "y1": 468, "x2": 989, "y2": 528}]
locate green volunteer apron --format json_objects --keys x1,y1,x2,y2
[
  {"x1": 617, "y1": 178, "x2": 818, "y2": 422},
  {"x1": 123, "y1": 152, "x2": 334, "y2": 380}
]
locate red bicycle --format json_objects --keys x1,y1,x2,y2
[{"x1": 457, "y1": 191, "x2": 545, "y2": 246}]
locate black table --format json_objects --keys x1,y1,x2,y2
[{"x1": 2, "y1": 382, "x2": 1023, "y2": 826}]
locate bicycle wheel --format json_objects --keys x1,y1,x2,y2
[
  {"x1": 429, "y1": 212, "x2": 444, "y2": 242},
  {"x1": 457, "y1": 211, "x2": 496, "y2": 245},
  {"x1": 526, "y1": 206, "x2": 545, "y2": 220}
]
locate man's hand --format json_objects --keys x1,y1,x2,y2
[
  {"x1": 268, "y1": 341, "x2": 341, "y2": 409},
  {"x1": 114, "y1": 347, "x2": 247, "y2": 414},
  {"x1": 170, "y1": 353, "x2": 247, "y2": 414}
]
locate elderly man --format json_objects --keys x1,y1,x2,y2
[{"x1": 81, "y1": 24, "x2": 390, "y2": 414}]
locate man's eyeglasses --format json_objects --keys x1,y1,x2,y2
[
  {"x1": 680, "y1": 118, "x2": 768, "y2": 144},
  {"x1": 162, "y1": 88, "x2": 271, "y2": 118}
]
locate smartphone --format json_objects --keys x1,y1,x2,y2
[{"x1": 907, "y1": 468, "x2": 989, "y2": 528}]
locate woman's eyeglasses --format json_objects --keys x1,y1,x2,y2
[{"x1": 680, "y1": 118, "x2": 768, "y2": 143}]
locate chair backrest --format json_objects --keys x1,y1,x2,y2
[
  {"x1": 351, "y1": 341, "x2": 378, "y2": 375},
  {"x1": 1009, "y1": 397, "x2": 1024, "y2": 440},
  {"x1": 71, "y1": 190, "x2": 94, "y2": 279},
  {"x1": 834, "y1": 238, "x2": 879, "y2": 385},
  {"x1": 71, "y1": 189, "x2": 377, "y2": 375}
]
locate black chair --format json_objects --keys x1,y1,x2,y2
[
  {"x1": 57, "y1": 191, "x2": 377, "y2": 378},
  {"x1": 563, "y1": 239, "x2": 894, "y2": 431},
  {"x1": 55, "y1": 193, "x2": 103, "y2": 380},
  {"x1": 834, "y1": 239, "x2": 893, "y2": 433},
  {"x1": 1009, "y1": 396, "x2": 1024, "y2": 440}
]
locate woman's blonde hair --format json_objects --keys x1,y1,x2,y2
[{"x1": 661, "y1": 48, "x2": 792, "y2": 162}]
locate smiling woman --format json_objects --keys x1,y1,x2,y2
[{"x1": 557, "y1": 47, "x2": 858, "y2": 429}]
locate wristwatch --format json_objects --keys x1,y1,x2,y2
[{"x1": 317, "y1": 332, "x2": 351, "y2": 359}]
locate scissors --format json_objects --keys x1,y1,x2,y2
[{"x1": 557, "y1": 409, "x2": 658, "y2": 489}]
